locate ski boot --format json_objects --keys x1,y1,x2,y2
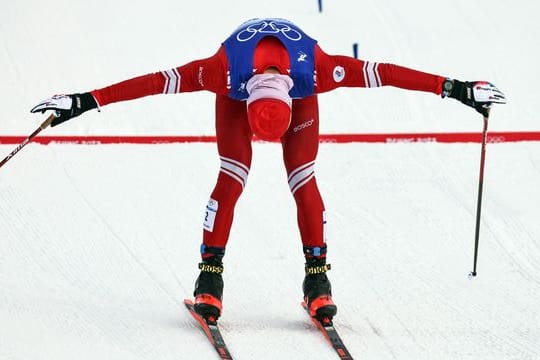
[
  {"x1": 303, "y1": 255, "x2": 337, "y2": 322},
  {"x1": 193, "y1": 254, "x2": 224, "y2": 322}
]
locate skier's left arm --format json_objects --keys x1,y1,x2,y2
[{"x1": 315, "y1": 46, "x2": 506, "y2": 116}]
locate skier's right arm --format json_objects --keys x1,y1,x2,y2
[{"x1": 30, "y1": 47, "x2": 228, "y2": 127}]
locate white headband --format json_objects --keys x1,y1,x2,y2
[{"x1": 246, "y1": 74, "x2": 294, "y2": 107}]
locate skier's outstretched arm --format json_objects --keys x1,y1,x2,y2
[
  {"x1": 30, "y1": 47, "x2": 228, "y2": 127},
  {"x1": 315, "y1": 46, "x2": 506, "y2": 116}
]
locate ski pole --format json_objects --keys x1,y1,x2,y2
[
  {"x1": 469, "y1": 110, "x2": 490, "y2": 278},
  {"x1": 0, "y1": 113, "x2": 57, "y2": 169}
]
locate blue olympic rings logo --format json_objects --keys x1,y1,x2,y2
[{"x1": 236, "y1": 20, "x2": 302, "y2": 42}]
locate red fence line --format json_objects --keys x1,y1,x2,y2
[{"x1": 0, "y1": 132, "x2": 539, "y2": 145}]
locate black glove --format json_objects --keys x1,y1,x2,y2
[
  {"x1": 442, "y1": 79, "x2": 506, "y2": 117},
  {"x1": 30, "y1": 92, "x2": 98, "y2": 127}
]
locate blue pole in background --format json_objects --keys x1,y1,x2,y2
[
  {"x1": 318, "y1": 0, "x2": 322, "y2": 13},
  {"x1": 353, "y1": 42, "x2": 358, "y2": 59}
]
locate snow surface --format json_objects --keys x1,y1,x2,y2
[{"x1": 2, "y1": 1, "x2": 540, "y2": 359}]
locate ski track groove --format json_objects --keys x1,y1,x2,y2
[{"x1": 60, "y1": 163, "x2": 184, "y2": 308}]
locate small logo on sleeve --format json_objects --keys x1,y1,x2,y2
[
  {"x1": 333, "y1": 66, "x2": 345, "y2": 82},
  {"x1": 198, "y1": 66, "x2": 205, "y2": 87}
]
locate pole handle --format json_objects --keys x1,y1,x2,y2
[{"x1": 40, "y1": 112, "x2": 57, "y2": 129}]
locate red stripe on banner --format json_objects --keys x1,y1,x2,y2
[
  {"x1": 0, "y1": 132, "x2": 539, "y2": 145},
  {"x1": 318, "y1": 132, "x2": 540, "y2": 143}
]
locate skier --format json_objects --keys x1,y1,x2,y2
[{"x1": 31, "y1": 18, "x2": 506, "y2": 322}]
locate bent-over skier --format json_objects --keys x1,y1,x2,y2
[{"x1": 31, "y1": 18, "x2": 506, "y2": 322}]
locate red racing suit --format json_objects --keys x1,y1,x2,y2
[{"x1": 89, "y1": 36, "x2": 445, "y2": 259}]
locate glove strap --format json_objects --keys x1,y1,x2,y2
[{"x1": 75, "y1": 92, "x2": 98, "y2": 114}]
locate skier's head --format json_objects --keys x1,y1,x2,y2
[{"x1": 246, "y1": 74, "x2": 293, "y2": 141}]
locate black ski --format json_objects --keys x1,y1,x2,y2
[
  {"x1": 301, "y1": 301, "x2": 354, "y2": 360},
  {"x1": 184, "y1": 299, "x2": 233, "y2": 360}
]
